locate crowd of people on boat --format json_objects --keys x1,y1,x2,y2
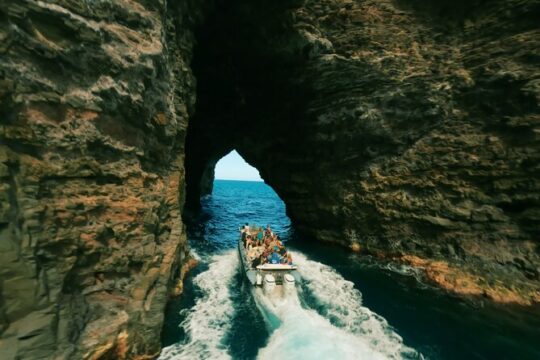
[{"x1": 240, "y1": 223, "x2": 293, "y2": 267}]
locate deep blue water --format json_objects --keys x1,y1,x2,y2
[{"x1": 160, "y1": 180, "x2": 540, "y2": 360}]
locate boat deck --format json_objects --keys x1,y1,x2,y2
[{"x1": 238, "y1": 239, "x2": 300, "y2": 286}]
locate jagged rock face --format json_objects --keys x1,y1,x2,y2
[
  {"x1": 0, "y1": 0, "x2": 539, "y2": 358},
  {"x1": 186, "y1": 0, "x2": 540, "y2": 303},
  {"x1": 0, "y1": 0, "x2": 203, "y2": 358}
]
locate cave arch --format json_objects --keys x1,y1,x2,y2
[
  {"x1": 183, "y1": 0, "x2": 311, "y2": 213},
  {"x1": 185, "y1": 147, "x2": 264, "y2": 210},
  {"x1": 182, "y1": 0, "x2": 540, "y2": 306}
]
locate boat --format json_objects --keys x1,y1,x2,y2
[{"x1": 238, "y1": 226, "x2": 300, "y2": 295}]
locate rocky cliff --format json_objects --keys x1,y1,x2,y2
[
  {"x1": 0, "y1": 0, "x2": 202, "y2": 358},
  {"x1": 186, "y1": 0, "x2": 540, "y2": 305},
  {"x1": 1, "y1": 0, "x2": 539, "y2": 358}
]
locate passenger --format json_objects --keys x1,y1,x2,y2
[
  {"x1": 265, "y1": 224, "x2": 273, "y2": 238},
  {"x1": 240, "y1": 223, "x2": 248, "y2": 244},
  {"x1": 268, "y1": 237, "x2": 279, "y2": 250},
  {"x1": 241, "y1": 223, "x2": 249, "y2": 234},
  {"x1": 252, "y1": 256, "x2": 261, "y2": 267},
  {"x1": 257, "y1": 229, "x2": 264, "y2": 243},
  {"x1": 287, "y1": 253, "x2": 293, "y2": 265},
  {"x1": 245, "y1": 235, "x2": 252, "y2": 249},
  {"x1": 261, "y1": 248, "x2": 270, "y2": 263},
  {"x1": 251, "y1": 246, "x2": 264, "y2": 259},
  {"x1": 248, "y1": 243, "x2": 262, "y2": 262},
  {"x1": 268, "y1": 249, "x2": 281, "y2": 264}
]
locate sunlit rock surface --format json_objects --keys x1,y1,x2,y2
[{"x1": 1, "y1": 0, "x2": 539, "y2": 358}]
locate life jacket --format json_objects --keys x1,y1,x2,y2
[{"x1": 269, "y1": 252, "x2": 281, "y2": 264}]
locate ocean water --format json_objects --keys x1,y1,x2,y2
[{"x1": 160, "y1": 180, "x2": 540, "y2": 360}]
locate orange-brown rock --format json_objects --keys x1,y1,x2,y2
[
  {"x1": 184, "y1": 0, "x2": 540, "y2": 310},
  {"x1": 172, "y1": 257, "x2": 199, "y2": 297},
  {"x1": 0, "y1": 0, "x2": 201, "y2": 358},
  {"x1": 399, "y1": 255, "x2": 540, "y2": 306}
]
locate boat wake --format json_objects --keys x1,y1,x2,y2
[
  {"x1": 255, "y1": 289, "x2": 390, "y2": 360},
  {"x1": 292, "y1": 253, "x2": 422, "y2": 359},
  {"x1": 159, "y1": 251, "x2": 237, "y2": 360},
  {"x1": 159, "y1": 250, "x2": 421, "y2": 360}
]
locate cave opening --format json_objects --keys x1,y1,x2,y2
[
  {"x1": 214, "y1": 150, "x2": 263, "y2": 183},
  {"x1": 182, "y1": 0, "x2": 310, "y2": 215}
]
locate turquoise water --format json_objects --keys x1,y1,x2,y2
[{"x1": 160, "y1": 180, "x2": 540, "y2": 360}]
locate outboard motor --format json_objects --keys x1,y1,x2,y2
[
  {"x1": 283, "y1": 273, "x2": 295, "y2": 292},
  {"x1": 263, "y1": 274, "x2": 276, "y2": 295}
]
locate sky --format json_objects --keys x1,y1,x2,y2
[{"x1": 214, "y1": 150, "x2": 263, "y2": 181}]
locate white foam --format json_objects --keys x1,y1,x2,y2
[
  {"x1": 255, "y1": 289, "x2": 389, "y2": 360},
  {"x1": 189, "y1": 248, "x2": 202, "y2": 262},
  {"x1": 292, "y1": 252, "x2": 421, "y2": 359},
  {"x1": 159, "y1": 249, "x2": 421, "y2": 360},
  {"x1": 158, "y1": 250, "x2": 237, "y2": 360}
]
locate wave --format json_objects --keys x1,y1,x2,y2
[
  {"x1": 253, "y1": 253, "x2": 422, "y2": 360},
  {"x1": 255, "y1": 289, "x2": 390, "y2": 360},
  {"x1": 158, "y1": 251, "x2": 238, "y2": 360},
  {"x1": 159, "y1": 249, "x2": 421, "y2": 360}
]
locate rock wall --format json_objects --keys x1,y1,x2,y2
[
  {"x1": 186, "y1": 0, "x2": 540, "y2": 304},
  {"x1": 0, "y1": 0, "x2": 203, "y2": 358},
  {"x1": 0, "y1": 0, "x2": 539, "y2": 358}
]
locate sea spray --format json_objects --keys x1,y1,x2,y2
[
  {"x1": 293, "y1": 252, "x2": 422, "y2": 359},
  {"x1": 159, "y1": 251, "x2": 238, "y2": 360},
  {"x1": 254, "y1": 288, "x2": 389, "y2": 360}
]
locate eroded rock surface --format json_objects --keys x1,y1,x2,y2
[
  {"x1": 186, "y1": 0, "x2": 540, "y2": 304},
  {"x1": 0, "y1": 0, "x2": 201, "y2": 358},
  {"x1": 1, "y1": 0, "x2": 539, "y2": 358}
]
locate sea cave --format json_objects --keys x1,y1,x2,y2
[{"x1": 0, "y1": 0, "x2": 539, "y2": 358}]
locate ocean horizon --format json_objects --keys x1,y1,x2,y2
[{"x1": 214, "y1": 178, "x2": 264, "y2": 182}]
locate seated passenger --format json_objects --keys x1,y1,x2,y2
[
  {"x1": 265, "y1": 224, "x2": 273, "y2": 238},
  {"x1": 268, "y1": 250, "x2": 281, "y2": 264},
  {"x1": 245, "y1": 235, "x2": 252, "y2": 249},
  {"x1": 252, "y1": 256, "x2": 261, "y2": 267},
  {"x1": 280, "y1": 251, "x2": 288, "y2": 264},
  {"x1": 287, "y1": 253, "x2": 293, "y2": 265},
  {"x1": 268, "y1": 237, "x2": 280, "y2": 250},
  {"x1": 248, "y1": 245, "x2": 263, "y2": 262}
]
